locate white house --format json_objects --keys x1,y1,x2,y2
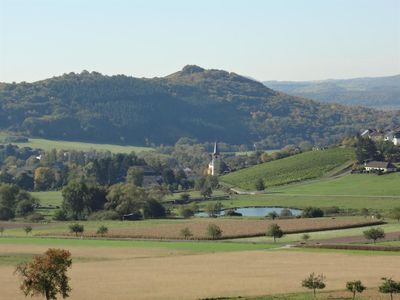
[{"x1": 364, "y1": 161, "x2": 397, "y2": 173}]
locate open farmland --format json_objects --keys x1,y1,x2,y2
[
  {"x1": 2, "y1": 217, "x2": 382, "y2": 240},
  {"x1": 0, "y1": 133, "x2": 152, "y2": 153},
  {"x1": 274, "y1": 172, "x2": 400, "y2": 196},
  {"x1": 0, "y1": 241, "x2": 399, "y2": 300},
  {"x1": 220, "y1": 147, "x2": 355, "y2": 190}
]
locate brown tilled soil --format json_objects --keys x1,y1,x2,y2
[
  {"x1": 44, "y1": 217, "x2": 382, "y2": 239},
  {"x1": 1, "y1": 248, "x2": 400, "y2": 300}
]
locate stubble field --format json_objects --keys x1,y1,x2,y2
[{"x1": 1, "y1": 245, "x2": 400, "y2": 300}]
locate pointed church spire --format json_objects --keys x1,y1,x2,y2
[{"x1": 213, "y1": 141, "x2": 219, "y2": 157}]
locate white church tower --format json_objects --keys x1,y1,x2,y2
[{"x1": 207, "y1": 142, "x2": 219, "y2": 176}]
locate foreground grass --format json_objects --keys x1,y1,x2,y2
[{"x1": 220, "y1": 147, "x2": 355, "y2": 190}]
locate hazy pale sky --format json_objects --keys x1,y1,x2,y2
[{"x1": 1, "y1": 0, "x2": 399, "y2": 83}]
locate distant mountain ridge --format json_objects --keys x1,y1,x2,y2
[
  {"x1": 263, "y1": 74, "x2": 400, "y2": 109},
  {"x1": 0, "y1": 66, "x2": 399, "y2": 148}
]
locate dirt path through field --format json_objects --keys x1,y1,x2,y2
[{"x1": 1, "y1": 250, "x2": 400, "y2": 299}]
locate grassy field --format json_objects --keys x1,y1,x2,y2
[
  {"x1": 0, "y1": 133, "x2": 152, "y2": 153},
  {"x1": 220, "y1": 147, "x2": 355, "y2": 190},
  {"x1": 273, "y1": 173, "x2": 400, "y2": 196},
  {"x1": 202, "y1": 193, "x2": 400, "y2": 213}
]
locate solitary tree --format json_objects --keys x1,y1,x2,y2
[
  {"x1": 301, "y1": 233, "x2": 310, "y2": 242},
  {"x1": 69, "y1": 224, "x2": 84, "y2": 237},
  {"x1": 180, "y1": 227, "x2": 193, "y2": 239},
  {"x1": 206, "y1": 224, "x2": 222, "y2": 240},
  {"x1": 302, "y1": 272, "x2": 326, "y2": 298},
  {"x1": 346, "y1": 280, "x2": 366, "y2": 300},
  {"x1": 363, "y1": 227, "x2": 385, "y2": 244},
  {"x1": 15, "y1": 248, "x2": 72, "y2": 300},
  {"x1": 266, "y1": 223, "x2": 284, "y2": 243},
  {"x1": 255, "y1": 178, "x2": 265, "y2": 191},
  {"x1": 96, "y1": 225, "x2": 108, "y2": 237},
  {"x1": 379, "y1": 277, "x2": 400, "y2": 300},
  {"x1": 268, "y1": 211, "x2": 278, "y2": 220},
  {"x1": 24, "y1": 226, "x2": 32, "y2": 236}
]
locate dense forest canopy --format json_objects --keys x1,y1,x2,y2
[{"x1": 1, "y1": 65, "x2": 399, "y2": 148}]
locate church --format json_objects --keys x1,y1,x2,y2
[{"x1": 207, "y1": 142, "x2": 219, "y2": 176}]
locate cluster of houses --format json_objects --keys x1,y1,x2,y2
[
  {"x1": 361, "y1": 127, "x2": 400, "y2": 146},
  {"x1": 360, "y1": 127, "x2": 399, "y2": 173}
]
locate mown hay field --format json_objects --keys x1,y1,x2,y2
[
  {"x1": 220, "y1": 147, "x2": 355, "y2": 190},
  {"x1": 28, "y1": 217, "x2": 383, "y2": 239}
]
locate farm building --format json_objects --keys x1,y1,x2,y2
[{"x1": 364, "y1": 161, "x2": 396, "y2": 173}]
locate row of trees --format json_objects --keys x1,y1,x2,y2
[{"x1": 302, "y1": 273, "x2": 400, "y2": 300}]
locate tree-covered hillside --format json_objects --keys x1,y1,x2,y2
[
  {"x1": 1, "y1": 66, "x2": 399, "y2": 148},
  {"x1": 264, "y1": 74, "x2": 400, "y2": 109}
]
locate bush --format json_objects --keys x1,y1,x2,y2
[
  {"x1": 255, "y1": 178, "x2": 265, "y2": 191},
  {"x1": 53, "y1": 210, "x2": 68, "y2": 221},
  {"x1": 180, "y1": 227, "x2": 193, "y2": 239},
  {"x1": 225, "y1": 209, "x2": 242, "y2": 217},
  {"x1": 363, "y1": 227, "x2": 385, "y2": 243},
  {"x1": 178, "y1": 206, "x2": 195, "y2": 218},
  {"x1": 96, "y1": 225, "x2": 108, "y2": 236},
  {"x1": 25, "y1": 212, "x2": 44, "y2": 223},
  {"x1": 206, "y1": 224, "x2": 222, "y2": 240},
  {"x1": 302, "y1": 207, "x2": 324, "y2": 218},
  {"x1": 143, "y1": 199, "x2": 166, "y2": 219},
  {"x1": 324, "y1": 206, "x2": 340, "y2": 215},
  {"x1": 87, "y1": 210, "x2": 120, "y2": 221},
  {"x1": 69, "y1": 223, "x2": 84, "y2": 236},
  {"x1": 280, "y1": 208, "x2": 293, "y2": 217}
]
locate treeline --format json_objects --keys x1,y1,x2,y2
[{"x1": 1, "y1": 67, "x2": 399, "y2": 148}]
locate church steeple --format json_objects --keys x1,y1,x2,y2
[
  {"x1": 213, "y1": 141, "x2": 219, "y2": 157},
  {"x1": 207, "y1": 141, "x2": 219, "y2": 176}
]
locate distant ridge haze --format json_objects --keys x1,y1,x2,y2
[{"x1": 263, "y1": 74, "x2": 400, "y2": 110}]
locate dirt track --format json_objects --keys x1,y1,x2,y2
[{"x1": 1, "y1": 247, "x2": 400, "y2": 300}]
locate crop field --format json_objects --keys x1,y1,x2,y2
[
  {"x1": 0, "y1": 217, "x2": 383, "y2": 240},
  {"x1": 220, "y1": 147, "x2": 355, "y2": 190},
  {"x1": 0, "y1": 240, "x2": 399, "y2": 300},
  {"x1": 0, "y1": 133, "x2": 152, "y2": 153}
]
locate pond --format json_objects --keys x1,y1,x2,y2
[{"x1": 195, "y1": 206, "x2": 302, "y2": 217}]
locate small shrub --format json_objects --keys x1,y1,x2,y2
[
  {"x1": 324, "y1": 206, "x2": 340, "y2": 215},
  {"x1": 53, "y1": 210, "x2": 68, "y2": 221},
  {"x1": 26, "y1": 212, "x2": 44, "y2": 223},
  {"x1": 255, "y1": 178, "x2": 265, "y2": 191},
  {"x1": 280, "y1": 208, "x2": 293, "y2": 217},
  {"x1": 0, "y1": 226, "x2": 4, "y2": 236},
  {"x1": 346, "y1": 280, "x2": 366, "y2": 300},
  {"x1": 379, "y1": 277, "x2": 400, "y2": 300},
  {"x1": 301, "y1": 233, "x2": 310, "y2": 242},
  {"x1": 96, "y1": 225, "x2": 108, "y2": 237},
  {"x1": 180, "y1": 227, "x2": 193, "y2": 239},
  {"x1": 69, "y1": 223, "x2": 84, "y2": 237},
  {"x1": 302, "y1": 207, "x2": 324, "y2": 218},
  {"x1": 267, "y1": 211, "x2": 278, "y2": 220},
  {"x1": 302, "y1": 272, "x2": 326, "y2": 297},
  {"x1": 206, "y1": 224, "x2": 222, "y2": 240},
  {"x1": 24, "y1": 226, "x2": 32, "y2": 235},
  {"x1": 178, "y1": 206, "x2": 195, "y2": 218},
  {"x1": 266, "y1": 223, "x2": 284, "y2": 242},
  {"x1": 363, "y1": 227, "x2": 385, "y2": 243},
  {"x1": 87, "y1": 210, "x2": 120, "y2": 221}
]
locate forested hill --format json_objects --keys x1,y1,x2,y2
[
  {"x1": 263, "y1": 74, "x2": 400, "y2": 110},
  {"x1": 0, "y1": 65, "x2": 399, "y2": 148}
]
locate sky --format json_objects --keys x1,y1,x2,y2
[{"x1": 0, "y1": 0, "x2": 399, "y2": 83}]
